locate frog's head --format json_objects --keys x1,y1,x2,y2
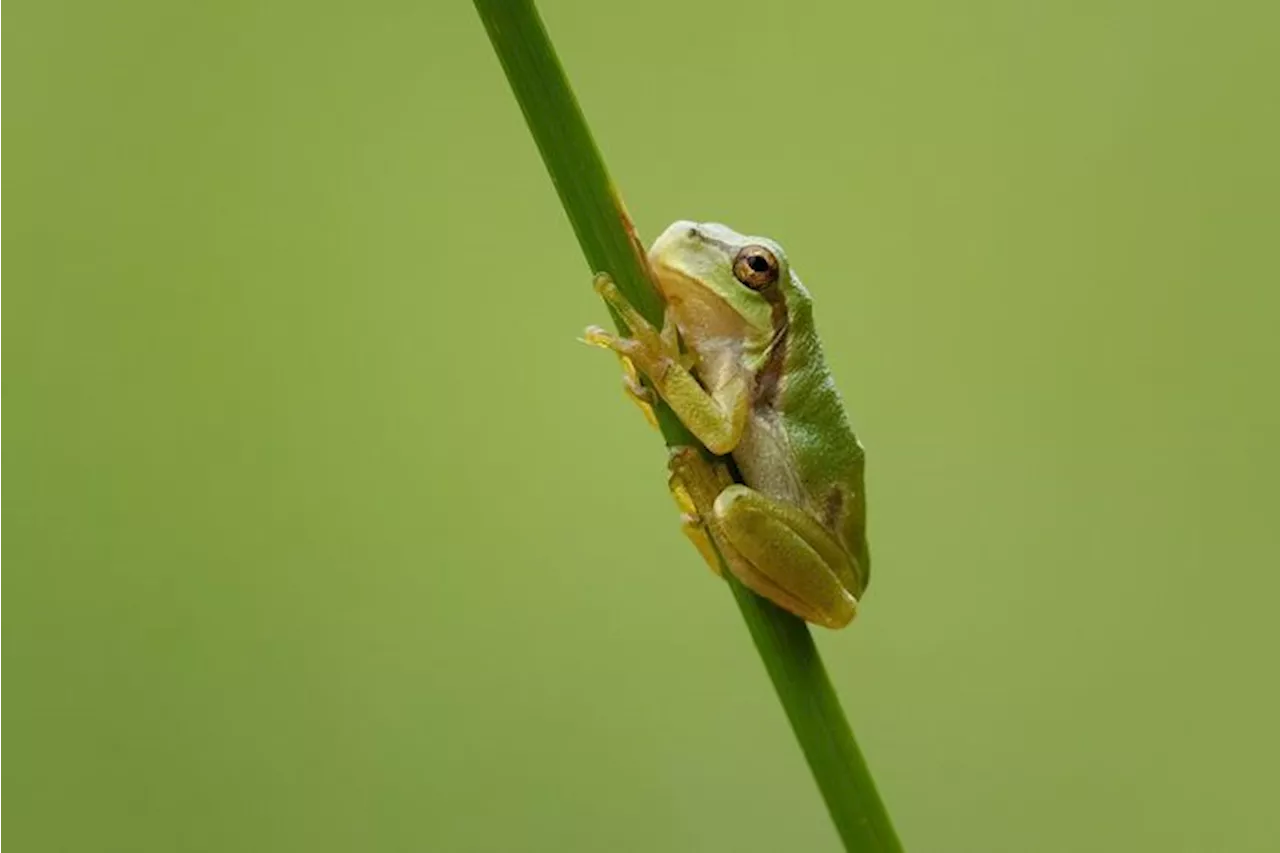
[{"x1": 647, "y1": 220, "x2": 789, "y2": 349}]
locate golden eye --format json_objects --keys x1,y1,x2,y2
[{"x1": 732, "y1": 245, "x2": 780, "y2": 290}]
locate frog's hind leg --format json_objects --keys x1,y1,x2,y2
[
  {"x1": 711, "y1": 486, "x2": 860, "y2": 629},
  {"x1": 666, "y1": 447, "x2": 857, "y2": 628}
]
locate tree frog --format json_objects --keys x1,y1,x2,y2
[{"x1": 585, "y1": 221, "x2": 869, "y2": 628}]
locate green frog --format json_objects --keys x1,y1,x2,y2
[{"x1": 586, "y1": 221, "x2": 869, "y2": 628}]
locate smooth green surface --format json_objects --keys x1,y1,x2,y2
[
  {"x1": 473, "y1": 4, "x2": 897, "y2": 848},
  {"x1": 7, "y1": 1, "x2": 1280, "y2": 851}
]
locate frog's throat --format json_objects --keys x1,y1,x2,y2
[
  {"x1": 650, "y1": 264, "x2": 753, "y2": 341},
  {"x1": 651, "y1": 262, "x2": 791, "y2": 411}
]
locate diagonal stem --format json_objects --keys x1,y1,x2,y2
[{"x1": 472, "y1": 2, "x2": 902, "y2": 849}]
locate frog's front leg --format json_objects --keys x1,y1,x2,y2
[
  {"x1": 668, "y1": 448, "x2": 861, "y2": 629},
  {"x1": 584, "y1": 274, "x2": 748, "y2": 455}
]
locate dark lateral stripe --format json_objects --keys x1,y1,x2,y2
[{"x1": 752, "y1": 287, "x2": 790, "y2": 409}]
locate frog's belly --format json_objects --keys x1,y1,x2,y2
[{"x1": 731, "y1": 410, "x2": 811, "y2": 512}]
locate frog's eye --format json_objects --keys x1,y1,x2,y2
[{"x1": 733, "y1": 245, "x2": 780, "y2": 290}]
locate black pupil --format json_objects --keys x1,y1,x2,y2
[{"x1": 747, "y1": 254, "x2": 770, "y2": 273}]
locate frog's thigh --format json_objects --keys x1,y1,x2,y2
[{"x1": 713, "y1": 486, "x2": 858, "y2": 629}]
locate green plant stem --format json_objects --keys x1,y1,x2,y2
[{"x1": 473, "y1": 2, "x2": 902, "y2": 850}]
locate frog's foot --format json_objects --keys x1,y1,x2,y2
[
  {"x1": 580, "y1": 324, "x2": 660, "y2": 427},
  {"x1": 668, "y1": 460, "x2": 721, "y2": 575},
  {"x1": 666, "y1": 447, "x2": 738, "y2": 576},
  {"x1": 585, "y1": 274, "x2": 682, "y2": 379},
  {"x1": 620, "y1": 355, "x2": 658, "y2": 427}
]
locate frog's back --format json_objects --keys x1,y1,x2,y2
[{"x1": 732, "y1": 273, "x2": 868, "y2": 565}]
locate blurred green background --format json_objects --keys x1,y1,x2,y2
[{"x1": 7, "y1": 1, "x2": 1280, "y2": 850}]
